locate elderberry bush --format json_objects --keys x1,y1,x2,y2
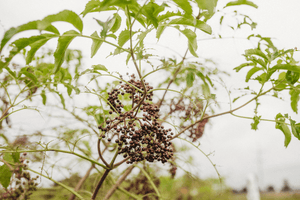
[{"x1": 98, "y1": 74, "x2": 174, "y2": 164}]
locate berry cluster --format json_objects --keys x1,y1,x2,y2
[
  {"x1": 99, "y1": 74, "x2": 174, "y2": 164},
  {"x1": 0, "y1": 153, "x2": 38, "y2": 200},
  {"x1": 169, "y1": 98, "x2": 208, "y2": 142}
]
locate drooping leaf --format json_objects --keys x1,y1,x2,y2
[
  {"x1": 156, "y1": 25, "x2": 167, "y2": 41},
  {"x1": 110, "y1": 13, "x2": 122, "y2": 33},
  {"x1": 169, "y1": 17, "x2": 212, "y2": 34},
  {"x1": 289, "y1": 85, "x2": 300, "y2": 113},
  {"x1": 224, "y1": 0, "x2": 258, "y2": 9},
  {"x1": 290, "y1": 119, "x2": 300, "y2": 140},
  {"x1": 178, "y1": 28, "x2": 198, "y2": 57},
  {"x1": 245, "y1": 67, "x2": 262, "y2": 82},
  {"x1": 186, "y1": 71, "x2": 195, "y2": 87},
  {"x1": 90, "y1": 31, "x2": 104, "y2": 58},
  {"x1": 54, "y1": 30, "x2": 79, "y2": 73},
  {"x1": 26, "y1": 34, "x2": 57, "y2": 64},
  {"x1": 0, "y1": 164, "x2": 12, "y2": 189},
  {"x1": 38, "y1": 10, "x2": 83, "y2": 33},
  {"x1": 275, "y1": 113, "x2": 291, "y2": 147},
  {"x1": 0, "y1": 21, "x2": 59, "y2": 52},
  {"x1": 41, "y1": 90, "x2": 47, "y2": 105},
  {"x1": 56, "y1": 92, "x2": 65, "y2": 109}
]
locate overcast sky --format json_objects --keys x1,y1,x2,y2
[{"x1": 1, "y1": 0, "x2": 300, "y2": 191}]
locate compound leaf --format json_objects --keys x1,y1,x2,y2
[{"x1": 54, "y1": 30, "x2": 79, "y2": 73}]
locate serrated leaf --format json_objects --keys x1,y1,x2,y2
[
  {"x1": 179, "y1": 28, "x2": 198, "y2": 57},
  {"x1": 289, "y1": 85, "x2": 300, "y2": 113},
  {"x1": 245, "y1": 67, "x2": 262, "y2": 82},
  {"x1": 81, "y1": 0, "x2": 101, "y2": 17},
  {"x1": 172, "y1": 0, "x2": 192, "y2": 15},
  {"x1": 290, "y1": 119, "x2": 300, "y2": 140},
  {"x1": 224, "y1": 0, "x2": 258, "y2": 9},
  {"x1": 156, "y1": 25, "x2": 167, "y2": 41},
  {"x1": 110, "y1": 13, "x2": 122, "y2": 33},
  {"x1": 251, "y1": 115, "x2": 261, "y2": 130},
  {"x1": 195, "y1": 0, "x2": 218, "y2": 18},
  {"x1": 38, "y1": 10, "x2": 83, "y2": 33},
  {"x1": 118, "y1": 30, "x2": 136, "y2": 47},
  {"x1": 54, "y1": 30, "x2": 79, "y2": 73},
  {"x1": 272, "y1": 64, "x2": 300, "y2": 73},
  {"x1": 233, "y1": 62, "x2": 254, "y2": 72},
  {"x1": 0, "y1": 21, "x2": 59, "y2": 52},
  {"x1": 186, "y1": 71, "x2": 195, "y2": 87},
  {"x1": 0, "y1": 164, "x2": 12, "y2": 189},
  {"x1": 169, "y1": 17, "x2": 212, "y2": 34},
  {"x1": 26, "y1": 34, "x2": 56, "y2": 64},
  {"x1": 41, "y1": 90, "x2": 47, "y2": 105},
  {"x1": 245, "y1": 49, "x2": 268, "y2": 62},
  {"x1": 90, "y1": 31, "x2": 104, "y2": 58},
  {"x1": 275, "y1": 113, "x2": 291, "y2": 147},
  {"x1": 142, "y1": 2, "x2": 164, "y2": 28}
]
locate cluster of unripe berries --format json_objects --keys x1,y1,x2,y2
[
  {"x1": 99, "y1": 74, "x2": 174, "y2": 164},
  {"x1": 0, "y1": 153, "x2": 38, "y2": 200}
]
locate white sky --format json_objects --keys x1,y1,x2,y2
[{"x1": 1, "y1": 0, "x2": 300, "y2": 191}]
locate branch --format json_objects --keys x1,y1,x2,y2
[
  {"x1": 103, "y1": 165, "x2": 135, "y2": 200},
  {"x1": 91, "y1": 169, "x2": 111, "y2": 200},
  {"x1": 172, "y1": 86, "x2": 274, "y2": 139}
]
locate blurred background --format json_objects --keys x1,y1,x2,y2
[{"x1": 0, "y1": 0, "x2": 299, "y2": 196}]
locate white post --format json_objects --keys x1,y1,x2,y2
[{"x1": 246, "y1": 173, "x2": 260, "y2": 200}]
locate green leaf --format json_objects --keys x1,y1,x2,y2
[
  {"x1": 224, "y1": 0, "x2": 258, "y2": 9},
  {"x1": 244, "y1": 49, "x2": 268, "y2": 62},
  {"x1": 110, "y1": 13, "x2": 122, "y2": 33},
  {"x1": 245, "y1": 67, "x2": 262, "y2": 82},
  {"x1": 90, "y1": 31, "x2": 104, "y2": 58},
  {"x1": 56, "y1": 92, "x2": 65, "y2": 109},
  {"x1": 233, "y1": 62, "x2": 254, "y2": 72},
  {"x1": 81, "y1": 0, "x2": 101, "y2": 17},
  {"x1": 38, "y1": 10, "x2": 83, "y2": 33},
  {"x1": 156, "y1": 25, "x2": 167, "y2": 41},
  {"x1": 289, "y1": 85, "x2": 300, "y2": 113},
  {"x1": 54, "y1": 30, "x2": 79, "y2": 73},
  {"x1": 286, "y1": 70, "x2": 300, "y2": 85},
  {"x1": 275, "y1": 113, "x2": 291, "y2": 147},
  {"x1": 26, "y1": 34, "x2": 56, "y2": 64},
  {"x1": 272, "y1": 64, "x2": 300, "y2": 73},
  {"x1": 290, "y1": 119, "x2": 300, "y2": 140},
  {"x1": 0, "y1": 21, "x2": 59, "y2": 52},
  {"x1": 178, "y1": 28, "x2": 198, "y2": 57},
  {"x1": 186, "y1": 71, "x2": 195, "y2": 87},
  {"x1": 118, "y1": 30, "x2": 136, "y2": 47},
  {"x1": 251, "y1": 115, "x2": 261, "y2": 130},
  {"x1": 195, "y1": 0, "x2": 218, "y2": 19},
  {"x1": 0, "y1": 164, "x2": 12, "y2": 189},
  {"x1": 169, "y1": 17, "x2": 212, "y2": 34},
  {"x1": 92, "y1": 64, "x2": 108, "y2": 72},
  {"x1": 41, "y1": 90, "x2": 47, "y2": 105},
  {"x1": 172, "y1": 0, "x2": 192, "y2": 15},
  {"x1": 142, "y1": 2, "x2": 164, "y2": 28}
]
